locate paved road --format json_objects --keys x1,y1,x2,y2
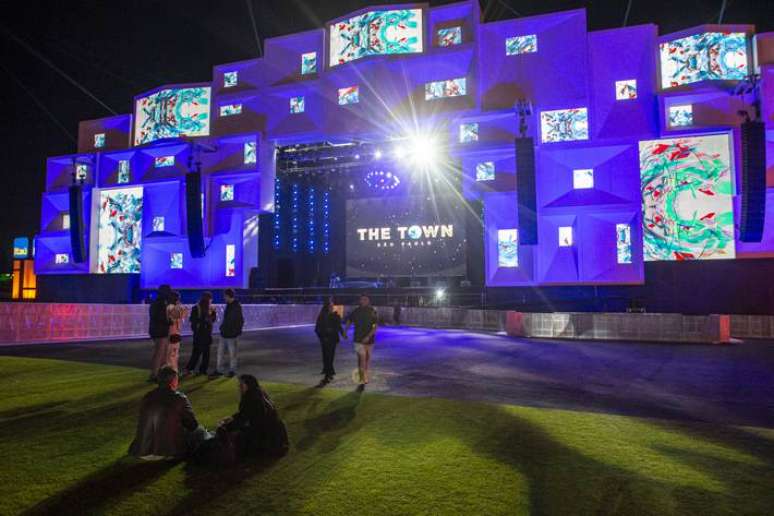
[{"x1": 3, "y1": 325, "x2": 774, "y2": 427}]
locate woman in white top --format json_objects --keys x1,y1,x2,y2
[{"x1": 165, "y1": 291, "x2": 188, "y2": 373}]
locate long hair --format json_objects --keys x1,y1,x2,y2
[
  {"x1": 198, "y1": 291, "x2": 213, "y2": 318},
  {"x1": 239, "y1": 374, "x2": 275, "y2": 412},
  {"x1": 317, "y1": 297, "x2": 333, "y2": 325}
]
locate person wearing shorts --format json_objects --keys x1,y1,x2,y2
[{"x1": 345, "y1": 295, "x2": 378, "y2": 385}]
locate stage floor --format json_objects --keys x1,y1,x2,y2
[{"x1": 2, "y1": 326, "x2": 773, "y2": 428}]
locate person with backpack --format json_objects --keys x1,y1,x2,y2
[
  {"x1": 211, "y1": 289, "x2": 244, "y2": 378},
  {"x1": 184, "y1": 292, "x2": 217, "y2": 376}
]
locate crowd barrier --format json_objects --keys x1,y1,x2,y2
[{"x1": 0, "y1": 303, "x2": 321, "y2": 345}]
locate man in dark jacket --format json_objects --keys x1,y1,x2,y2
[
  {"x1": 129, "y1": 366, "x2": 206, "y2": 460},
  {"x1": 212, "y1": 289, "x2": 244, "y2": 378},
  {"x1": 148, "y1": 284, "x2": 172, "y2": 382}
]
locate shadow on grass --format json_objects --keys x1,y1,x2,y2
[
  {"x1": 24, "y1": 459, "x2": 176, "y2": 515},
  {"x1": 295, "y1": 388, "x2": 364, "y2": 453}
]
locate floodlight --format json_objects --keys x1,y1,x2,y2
[{"x1": 435, "y1": 288, "x2": 445, "y2": 300}]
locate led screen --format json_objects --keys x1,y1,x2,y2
[
  {"x1": 220, "y1": 104, "x2": 242, "y2": 116},
  {"x1": 573, "y1": 169, "x2": 594, "y2": 189},
  {"x1": 152, "y1": 216, "x2": 165, "y2": 232},
  {"x1": 220, "y1": 184, "x2": 235, "y2": 201},
  {"x1": 505, "y1": 34, "x2": 537, "y2": 55},
  {"x1": 497, "y1": 229, "x2": 518, "y2": 267},
  {"x1": 244, "y1": 141, "x2": 257, "y2": 164},
  {"x1": 301, "y1": 52, "x2": 317, "y2": 74},
  {"x1": 290, "y1": 96, "x2": 305, "y2": 114},
  {"x1": 330, "y1": 9, "x2": 423, "y2": 66},
  {"x1": 668, "y1": 105, "x2": 693, "y2": 127},
  {"x1": 559, "y1": 226, "x2": 573, "y2": 247},
  {"x1": 134, "y1": 87, "x2": 211, "y2": 145},
  {"x1": 640, "y1": 134, "x2": 735, "y2": 261},
  {"x1": 118, "y1": 160, "x2": 130, "y2": 183},
  {"x1": 660, "y1": 32, "x2": 748, "y2": 89},
  {"x1": 224, "y1": 71, "x2": 238, "y2": 88},
  {"x1": 476, "y1": 162, "x2": 495, "y2": 181},
  {"x1": 540, "y1": 108, "x2": 588, "y2": 143},
  {"x1": 13, "y1": 237, "x2": 29, "y2": 259},
  {"x1": 616, "y1": 224, "x2": 632, "y2": 264},
  {"x1": 459, "y1": 123, "x2": 478, "y2": 143},
  {"x1": 170, "y1": 252, "x2": 183, "y2": 269},
  {"x1": 615, "y1": 80, "x2": 637, "y2": 100},
  {"x1": 438, "y1": 27, "x2": 462, "y2": 47},
  {"x1": 338, "y1": 86, "x2": 359, "y2": 105},
  {"x1": 425, "y1": 78, "x2": 466, "y2": 100},
  {"x1": 97, "y1": 187, "x2": 143, "y2": 274},
  {"x1": 226, "y1": 244, "x2": 236, "y2": 277},
  {"x1": 94, "y1": 134, "x2": 105, "y2": 148},
  {"x1": 346, "y1": 196, "x2": 467, "y2": 277}
]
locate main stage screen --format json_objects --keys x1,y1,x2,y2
[
  {"x1": 329, "y1": 9, "x2": 423, "y2": 66},
  {"x1": 134, "y1": 87, "x2": 211, "y2": 145},
  {"x1": 97, "y1": 187, "x2": 143, "y2": 274},
  {"x1": 346, "y1": 196, "x2": 467, "y2": 277}
]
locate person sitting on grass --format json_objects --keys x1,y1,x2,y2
[
  {"x1": 129, "y1": 366, "x2": 209, "y2": 460},
  {"x1": 216, "y1": 374, "x2": 289, "y2": 461}
]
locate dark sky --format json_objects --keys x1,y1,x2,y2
[{"x1": 1, "y1": 0, "x2": 771, "y2": 271}]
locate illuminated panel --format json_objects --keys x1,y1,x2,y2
[
  {"x1": 668, "y1": 105, "x2": 693, "y2": 127},
  {"x1": 224, "y1": 71, "x2": 238, "y2": 88},
  {"x1": 152, "y1": 216, "x2": 165, "y2": 232},
  {"x1": 170, "y1": 252, "x2": 183, "y2": 269},
  {"x1": 301, "y1": 52, "x2": 318, "y2": 74},
  {"x1": 615, "y1": 79, "x2": 637, "y2": 100},
  {"x1": 573, "y1": 169, "x2": 594, "y2": 189},
  {"x1": 76, "y1": 164, "x2": 88, "y2": 181},
  {"x1": 425, "y1": 78, "x2": 466, "y2": 100},
  {"x1": 639, "y1": 134, "x2": 735, "y2": 261},
  {"x1": 55, "y1": 253, "x2": 69, "y2": 264},
  {"x1": 220, "y1": 184, "x2": 235, "y2": 201},
  {"x1": 476, "y1": 162, "x2": 495, "y2": 181},
  {"x1": 134, "y1": 87, "x2": 211, "y2": 145},
  {"x1": 94, "y1": 133, "x2": 105, "y2": 148},
  {"x1": 540, "y1": 108, "x2": 589, "y2": 143},
  {"x1": 155, "y1": 156, "x2": 175, "y2": 167},
  {"x1": 219, "y1": 104, "x2": 242, "y2": 116},
  {"x1": 62, "y1": 214, "x2": 70, "y2": 230},
  {"x1": 459, "y1": 122, "x2": 479, "y2": 143},
  {"x1": 338, "y1": 86, "x2": 359, "y2": 105},
  {"x1": 616, "y1": 224, "x2": 632, "y2": 264},
  {"x1": 13, "y1": 237, "x2": 29, "y2": 259},
  {"x1": 290, "y1": 96, "x2": 305, "y2": 114},
  {"x1": 660, "y1": 32, "x2": 748, "y2": 89},
  {"x1": 365, "y1": 170, "x2": 401, "y2": 191},
  {"x1": 225, "y1": 244, "x2": 236, "y2": 277},
  {"x1": 330, "y1": 9, "x2": 423, "y2": 66},
  {"x1": 438, "y1": 27, "x2": 462, "y2": 47},
  {"x1": 497, "y1": 229, "x2": 518, "y2": 267},
  {"x1": 505, "y1": 34, "x2": 537, "y2": 55},
  {"x1": 118, "y1": 160, "x2": 130, "y2": 183},
  {"x1": 559, "y1": 226, "x2": 573, "y2": 247},
  {"x1": 97, "y1": 187, "x2": 143, "y2": 274},
  {"x1": 244, "y1": 141, "x2": 256, "y2": 164}
]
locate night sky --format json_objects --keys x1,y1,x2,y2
[{"x1": 1, "y1": 0, "x2": 771, "y2": 271}]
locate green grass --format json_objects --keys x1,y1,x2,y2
[{"x1": 0, "y1": 356, "x2": 772, "y2": 515}]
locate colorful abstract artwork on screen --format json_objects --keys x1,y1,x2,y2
[
  {"x1": 616, "y1": 224, "x2": 632, "y2": 264},
  {"x1": 134, "y1": 87, "x2": 211, "y2": 145},
  {"x1": 459, "y1": 122, "x2": 479, "y2": 143},
  {"x1": 338, "y1": 86, "x2": 359, "y2": 105},
  {"x1": 117, "y1": 160, "x2": 130, "y2": 183},
  {"x1": 244, "y1": 141, "x2": 256, "y2": 164},
  {"x1": 169, "y1": 253, "x2": 183, "y2": 269},
  {"x1": 301, "y1": 52, "x2": 317, "y2": 75},
  {"x1": 155, "y1": 156, "x2": 175, "y2": 167},
  {"x1": 76, "y1": 164, "x2": 88, "y2": 181},
  {"x1": 476, "y1": 162, "x2": 495, "y2": 181},
  {"x1": 220, "y1": 184, "x2": 235, "y2": 201},
  {"x1": 329, "y1": 9, "x2": 423, "y2": 66},
  {"x1": 290, "y1": 96, "x2": 305, "y2": 114},
  {"x1": 223, "y1": 71, "x2": 238, "y2": 88},
  {"x1": 659, "y1": 32, "x2": 748, "y2": 89},
  {"x1": 438, "y1": 27, "x2": 462, "y2": 47},
  {"x1": 225, "y1": 244, "x2": 236, "y2": 277},
  {"x1": 573, "y1": 169, "x2": 594, "y2": 189},
  {"x1": 639, "y1": 134, "x2": 735, "y2": 261},
  {"x1": 497, "y1": 229, "x2": 518, "y2": 267},
  {"x1": 615, "y1": 80, "x2": 637, "y2": 100},
  {"x1": 97, "y1": 187, "x2": 143, "y2": 274},
  {"x1": 540, "y1": 108, "x2": 589, "y2": 143},
  {"x1": 425, "y1": 78, "x2": 466, "y2": 100},
  {"x1": 152, "y1": 216, "x2": 165, "y2": 232},
  {"x1": 505, "y1": 34, "x2": 537, "y2": 55},
  {"x1": 219, "y1": 104, "x2": 242, "y2": 116},
  {"x1": 62, "y1": 214, "x2": 70, "y2": 230},
  {"x1": 55, "y1": 253, "x2": 69, "y2": 264},
  {"x1": 559, "y1": 226, "x2": 573, "y2": 247},
  {"x1": 94, "y1": 133, "x2": 105, "y2": 148},
  {"x1": 668, "y1": 105, "x2": 693, "y2": 127}
]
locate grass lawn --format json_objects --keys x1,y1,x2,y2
[{"x1": 1, "y1": 356, "x2": 773, "y2": 515}]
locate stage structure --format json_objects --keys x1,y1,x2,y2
[{"x1": 33, "y1": 1, "x2": 774, "y2": 298}]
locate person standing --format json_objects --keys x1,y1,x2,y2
[
  {"x1": 345, "y1": 295, "x2": 378, "y2": 386},
  {"x1": 148, "y1": 284, "x2": 172, "y2": 382},
  {"x1": 315, "y1": 298, "x2": 344, "y2": 382},
  {"x1": 212, "y1": 289, "x2": 244, "y2": 378},
  {"x1": 166, "y1": 291, "x2": 187, "y2": 374},
  {"x1": 185, "y1": 292, "x2": 217, "y2": 376}
]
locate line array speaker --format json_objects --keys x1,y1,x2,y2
[
  {"x1": 739, "y1": 120, "x2": 766, "y2": 242},
  {"x1": 515, "y1": 137, "x2": 538, "y2": 245},
  {"x1": 185, "y1": 171, "x2": 206, "y2": 257}
]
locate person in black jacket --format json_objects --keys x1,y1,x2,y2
[
  {"x1": 184, "y1": 292, "x2": 217, "y2": 376},
  {"x1": 217, "y1": 374, "x2": 288, "y2": 460},
  {"x1": 211, "y1": 289, "x2": 244, "y2": 378},
  {"x1": 315, "y1": 298, "x2": 344, "y2": 382},
  {"x1": 148, "y1": 284, "x2": 172, "y2": 382}
]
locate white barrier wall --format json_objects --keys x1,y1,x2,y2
[{"x1": 0, "y1": 303, "x2": 320, "y2": 345}]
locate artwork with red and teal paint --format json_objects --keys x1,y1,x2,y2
[
  {"x1": 639, "y1": 134, "x2": 735, "y2": 261},
  {"x1": 97, "y1": 187, "x2": 143, "y2": 273}
]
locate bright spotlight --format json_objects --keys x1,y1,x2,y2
[
  {"x1": 407, "y1": 134, "x2": 438, "y2": 168},
  {"x1": 435, "y1": 288, "x2": 445, "y2": 300},
  {"x1": 374, "y1": 149, "x2": 383, "y2": 160},
  {"x1": 393, "y1": 146, "x2": 407, "y2": 159}
]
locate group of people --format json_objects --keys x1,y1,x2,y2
[
  {"x1": 148, "y1": 285, "x2": 245, "y2": 380},
  {"x1": 130, "y1": 287, "x2": 379, "y2": 466}
]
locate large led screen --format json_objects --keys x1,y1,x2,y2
[
  {"x1": 346, "y1": 196, "x2": 467, "y2": 277},
  {"x1": 329, "y1": 9, "x2": 423, "y2": 66},
  {"x1": 640, "y1": 134, "x2": 735, "y2": 261},
  {"x1": 659, "y1": 32, "x2": 748, "y2": 89},
  {"x1": 134, "y1": 87, "x2": 211, "y2": 145},
  {"x1": 97, "y1": 187, "x2": 143, "y2": 273}
]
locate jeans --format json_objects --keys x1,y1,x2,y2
[
  {"x1": 217, "y1": 337, "x2": 238, "y2": 373},
  {"x1": 150, "y1": 337, "x2": 169, "y2": 377}
]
